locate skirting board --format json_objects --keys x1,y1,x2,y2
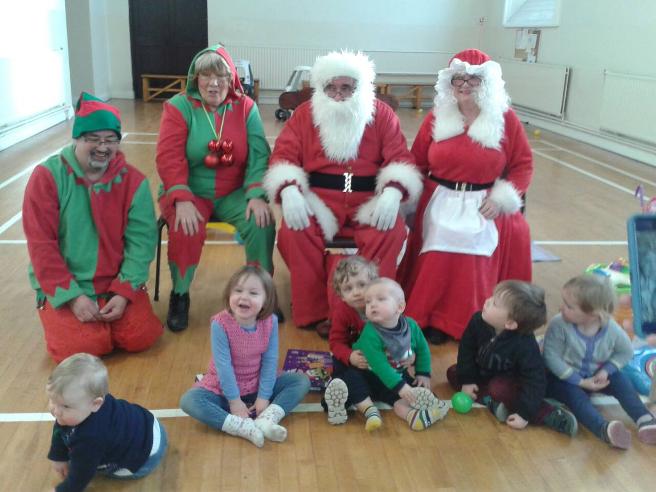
[{"x1": 0, "y1": 106, "x2": 72, "y2": 152}]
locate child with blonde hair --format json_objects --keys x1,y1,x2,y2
[
  {"x1": 46, "y1": 353, "x2": 167, "y2": 491},
  {"x1": 180, "y1": 266, "x2": 310, "y2": 447},
  {"x1": 325, "y1": 265, "x2": 448, "y2": 432},
  {"x1": 544, "y1": 274, "x2": 656, "y2": 449}
]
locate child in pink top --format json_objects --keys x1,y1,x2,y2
[{"x1": 180, "y1": 266, "x2": 310, "y2": 447}]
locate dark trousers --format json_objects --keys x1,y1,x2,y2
[
  {"x1": 446, "y1": 364, "x2": 551, "y2": 424},
  {"x1": 546, "y1": 370, "x2": 650, "y2": 440},
  {"x1": 327, "y1": 357, "x2": 414, "y2": 407}
]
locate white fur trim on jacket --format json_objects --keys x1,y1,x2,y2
[
  {"x1": 433, "y1": 58, "x2": 510, "y2": 149},
  {"x1": 263, "y1": 161, "x2": 310, "y2": 199},
  {"x1": 355, "y1": 161, "x2": 423, "y2": 226},
  {"x1": 263, "y1": 161, "x2": 339, "y2": 241},
  {"x1": 489, "y1": 178, "x2": 523, "y2": 214}
]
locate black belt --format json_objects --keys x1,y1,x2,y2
[
  {"x1": 429, "y1": 174, "x2": 494, "y2": 191},
  {"x1": 309, "y1": 172, "x2": 376, "y2": 192}
]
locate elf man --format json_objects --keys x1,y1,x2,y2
[{"x1": 23, "y1": 92, "x2": 163, "y2": 362}]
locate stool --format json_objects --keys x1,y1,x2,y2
[{"x1": 154, "y1": 216, "x2": 237, "y2": 301}]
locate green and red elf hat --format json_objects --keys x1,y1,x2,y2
[{"x1": 72, "y1": 92, "x2": 122, "y2": 139}]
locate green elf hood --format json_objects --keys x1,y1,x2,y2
[{"x1": 185, "y1": 44, "x2": 244, "y2": 104}]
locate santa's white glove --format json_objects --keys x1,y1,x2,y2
[
  {"x1": 371, "y1": 187, "x2": 402, "y2": 231},
  {"x1": 280, "y1": 185, "x2": 313, "y2": 230}
]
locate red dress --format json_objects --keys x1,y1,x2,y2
[{"x1": 402, "y1": 109, "x2": 533, "y2": 339}]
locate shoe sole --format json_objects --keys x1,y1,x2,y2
[
  {"x1": 607, "y1": 421, "x2": 631, "y2": 449},
  {"x1": 325, "y1": 379, "x2": 348, "y2": 425},
  {"x1": 412, "y1": 388, "x2": 437, "y2": 411},
  {"x1": 638, "y1": 424, "x2": 656, "y2": 445}
]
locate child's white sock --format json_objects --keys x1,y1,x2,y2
[
  {"x1": 222, "y1": 415, "x2": 264, "y2": 447},
  {"x1": 254, "y1": 403, "x2": 288, "y2": 442}
]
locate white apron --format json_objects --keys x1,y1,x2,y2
[{"x1": 421, "y1": 185, "x2": 498, "y2": 256}]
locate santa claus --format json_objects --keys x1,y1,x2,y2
[
  {"x1": 400, "y1": 48, "x2": 534, "y2": 345},
  {"x1": 264, "y1": 51, "x2": 422, "y2": 336}
]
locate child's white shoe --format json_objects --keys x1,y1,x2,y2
[{"x1": 325, "y1": 378, "x2": 348, "y2": 425}]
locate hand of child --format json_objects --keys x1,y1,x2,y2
[
  {"x1": 593, "y1": 369, "x2": 609, "y2": 385},
  {"x1": 51, "y1": 460, "x2": 69, "y2": 480},
  {"x1": 251, "y1": 397, "x2": 270, "y2": 417},
  {"x1": 505, "y1": 413, "x2": 529, "y2": 430},
  {"x1": 399, "y1": 384, "x2": 416, "y2": 405},
  {"x1": 229, "y1": 398, "x2": 250, "y2": 419},
  {"x1": 414, "y1": 375, "x2": 431, "y2": 389},
  {"x1": 579, "y1": 377, "x2": 609, "y2": 391},
  {"x1": 349, "y1": 350, "x2": 369, "y2": 369},
  {"x1": 461, "y1": 384, "x2": 479, "y2": 400}
]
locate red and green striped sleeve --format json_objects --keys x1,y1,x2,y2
[
  {"x1": 243, "y1": 103, "x2": 270, "y2": 201},
  {"x1": 108, "y1": 179, "x2": 157, "y2": 301}
]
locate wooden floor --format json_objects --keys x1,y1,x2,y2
[{"x1": 1, "y1": 100, "x2": 655, "y2": 491}]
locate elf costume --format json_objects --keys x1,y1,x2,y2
[
  {"x1": 401, "y1": 49, "x2": 533, "y2": 342},
  {"x1": 23, "y1": 92, "x2": 162, "y2": 362},
  {"x1": 264, "y1": 51, "x2": 422, "y2": 329},
  {"x1": 156, "y1": 44, "x2": 274, "y2": 331}
]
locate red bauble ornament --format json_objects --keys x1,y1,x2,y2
[
  {"x1": 204, "y1": 153, "x2": 220, "y2": 168},
  {"x1": 220, "y1": 153, "x2": 234, "y2": 166},
  {"x1": 221, "y1": 139, "x2": 233, "y2": 153},
  {"x1": 208, "y1": 140, "x2": 219, "y2": 152}
]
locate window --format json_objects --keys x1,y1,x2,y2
[{"x1": 503, "y1": 0, "x2": 561, "y2": 28}]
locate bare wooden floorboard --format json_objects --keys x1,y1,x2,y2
[{"x1": 0, "y1": 100, "x2": 655, "y2": 491}]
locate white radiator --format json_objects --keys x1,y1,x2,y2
[
  {"x1": 225, "y1": 45, "x2": 449, "y2": 91},
  {"x1": 226, "y1": 46, "x2": 326, "y2": 90},
  {"x1": 600, "y1": 71, "x2": 656, "y2": 146},
  {"x1": 500, "y1": 59, "x2": 569, "y2": 118}
]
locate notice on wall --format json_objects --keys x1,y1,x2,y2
[{"x1": 515, "y1": 29, "x2": 541, "y2": 63}]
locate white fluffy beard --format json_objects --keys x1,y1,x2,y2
[{"x1": 310, "y1": 89, "x2": 375, "y2": 162}]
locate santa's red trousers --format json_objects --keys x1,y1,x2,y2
[
  {"x1": 278, "y1": 210, "x2": 407, "y2": 327},
  {"x1": 39, "y1": 289, "x2": 163, "y2": 362}
]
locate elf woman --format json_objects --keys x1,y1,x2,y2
[{"x1": 156, "y1": 44, "x2": 275, "y2": 332}]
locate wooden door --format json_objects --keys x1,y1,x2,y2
[{"x1": 129, "y1": 0, "x2": 208, "y2": 99}]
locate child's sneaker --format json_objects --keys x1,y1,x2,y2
[
  {"x1": 542, "y1": 398, "x2": 578, "y2": 436},
  {"x1": 637, "y1": 415, "x2": 656, "y2": 445},
  {"x1": 604, "y1": 420, "x2": 631, "y2": 449},
  {"x1": 481, "y1": 396, "x2": 509, "y2": 422},
  {"x1": 324, "y1": 378, "x2": 348, "y2": 425},
  {"x1": 411, "y1": 387, "x2": 437, "y2": 410}
]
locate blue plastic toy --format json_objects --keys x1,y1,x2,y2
[{"x1": 622, "y1": 345, "x2": 656, "y2": 396}]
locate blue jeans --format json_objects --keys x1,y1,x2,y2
[
  {"x1": 103, "y1": 418, "x2": 168, "y2": 479},
  {"x1": 180, "y1": 372, "x2": 310, "y2": 430},
  {"x1": 547, "y1": 371, "x2": 650, "y2": 441}
]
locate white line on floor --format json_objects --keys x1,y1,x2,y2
[
  {"x1": 0, "y1": 395, "x2": 643, "y2": 423},
  {"x1": 533, "y1": 149, "x2": 636, "y2": 196},
  {"x1": 534, "y1": 240, "x2": 628, "y2": 246},
  {"x1": 0, "y1": 212, "x2": 22, "y2": 235},
  {"x1": 539, "y1": 138, "x2": 656, "y2": 189},
  {"x1": 0, "y1": 145, "x2": 65, "y2": 191}
]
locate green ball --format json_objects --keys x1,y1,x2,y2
[{"x1": 451, "y1": 391, "x2": 473, "y2": 414}]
